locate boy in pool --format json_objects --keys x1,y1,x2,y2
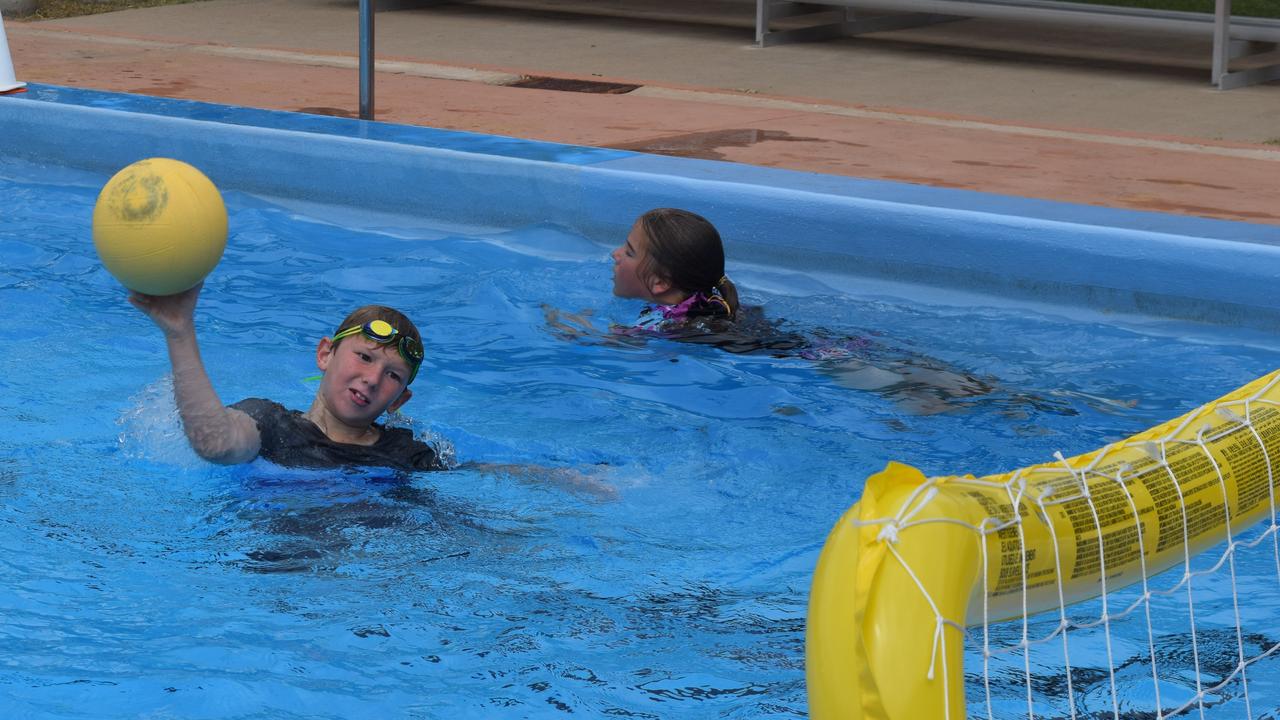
[{"x1": 130, "y1": 282, "x2": 444, "y2": 471}]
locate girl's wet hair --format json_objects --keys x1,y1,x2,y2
[
  {"x1": 332, "y1": 305, "x2": 422, "y2": 347},
  {"x1": 636, "y1": 208, "x2": 740, "y2": 317}
]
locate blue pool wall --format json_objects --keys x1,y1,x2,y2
[{"x1": 5, "y1": 84, "x2": 1280, "y2": 331}]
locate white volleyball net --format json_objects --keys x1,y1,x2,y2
[
  {"x1": 970, "y1": 485, "x2": 1280, "y2": 719},
  {"x1": 807, "y1": 372, "x2": 1280, "y2": 720},
  {"x1": 957, "y1": 389, "x2": 1280, "y2": 718}
]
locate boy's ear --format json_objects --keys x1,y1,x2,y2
[
  {"x1": 316, "y1": 337, "x2": 335, "y2": 371},
  {"x1": 387, "y1": 388, "x2": 412, "y2": 414}
]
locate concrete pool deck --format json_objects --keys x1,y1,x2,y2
[{"x1": 4, "y1": 0, "x2": 1279, "y2": 225}]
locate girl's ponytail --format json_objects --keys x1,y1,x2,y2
[{"x1": 714, "y1": 275, "x2": 740, "y2": 319}]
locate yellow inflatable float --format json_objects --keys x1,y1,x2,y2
[{"x1": 807, "y1": 370, "x2": 1280, "y2": 719}]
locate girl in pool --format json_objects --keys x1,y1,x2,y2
[
  {"x1": 610, "y1": 207, "x2": 741, "y2": 331},
  {"x1": 597, "y1": 207, "x2": 812, "y2": 355},
  {"x1": 548, "y1": 207, "x2": 1092, "y2": 416}
]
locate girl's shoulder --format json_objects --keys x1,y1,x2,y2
[
  {"x1": 632, "y1": 291, "x2": 730, "y2": 333},
  {"x1": 631, "y1": 301, "x2": 812, "y2": 355},
  {"x1": 647, "y1": 290, "x2": 732, "y2": 325}
]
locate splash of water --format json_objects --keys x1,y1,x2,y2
[{"x1": 115, "y1": 375, "x2": 202, "y2": 467}]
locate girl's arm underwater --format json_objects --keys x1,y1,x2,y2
[{"x1": 541, "y1": 304, "x2": 648, "y2": 348}]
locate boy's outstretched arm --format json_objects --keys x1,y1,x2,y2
[
  {"x1": 460, "y1": 461, "x2": 618, "y2": 501},
  {"x1": 129, "y1": 283, "x2": 261, "y2": 464}
]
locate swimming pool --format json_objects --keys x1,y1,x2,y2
[{"x1": 4, "y1": 85, "x2": 1280, "y2": 719}]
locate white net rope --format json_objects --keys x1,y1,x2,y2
[{"x1": 852, "y1": 379, "x2": 1280, "y2": 719}]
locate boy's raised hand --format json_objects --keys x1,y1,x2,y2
[{"x1": 128, "y1": 281, "x2": 203, "y2": 337}]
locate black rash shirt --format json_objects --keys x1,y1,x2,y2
[{"x1": 230, "y1": 398, "x2": 444, "y2": 472}]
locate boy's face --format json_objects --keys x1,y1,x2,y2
[
  {"x1": 315, "y1": 335, "x2": 414, "y2": 427},
  {"x1": 611, "y1": 223, "x2": 663, "y2": 301}
]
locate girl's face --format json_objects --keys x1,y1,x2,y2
[{"x1": 611, "y1": 223, "x2": 658, "y2": 300}]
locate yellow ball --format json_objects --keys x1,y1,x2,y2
[{"x1": 92, "y1": 157, "x2": 228, "y2": 296}]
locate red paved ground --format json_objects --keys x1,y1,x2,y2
[{"x1": 5, "y1": 1, "x2": 1279, "y2": 224}]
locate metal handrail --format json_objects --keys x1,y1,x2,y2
[{"x1": 756, "y1": 0, "x2": 1280, "y2": 88}]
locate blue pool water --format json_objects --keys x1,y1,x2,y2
[{"x1": 3, "y1": 152, "x2": 1280, "y2": 719}]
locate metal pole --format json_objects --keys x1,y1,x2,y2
[
  {"x1": 1212, "y1": 0, "x2": 1230, "y2": 88},
  {"x1": 359, "y1": 0, "x2": 375, "y2": 120}
]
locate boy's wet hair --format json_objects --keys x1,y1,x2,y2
[
  {"x1": 332, "y1": 305, "x2": 422, "y2": 348},
  {"x1": 637, "y1": 208, "x2": 740, "y2": 317}
]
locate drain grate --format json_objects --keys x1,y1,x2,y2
[{"x1": 509, "y1": 75, "x2": 640, "y2": 94}]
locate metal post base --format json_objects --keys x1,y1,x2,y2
[{"x1": 1214, "y1": 37, "x2": 1280, "y2": 90}]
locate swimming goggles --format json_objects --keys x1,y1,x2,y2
[{"x1": 332, "y1": 319, "x2": 424, "y2": 384}]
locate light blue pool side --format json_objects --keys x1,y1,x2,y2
[{"x1": 5, "y1": 84, "x2": 1279, "y2": 330}]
